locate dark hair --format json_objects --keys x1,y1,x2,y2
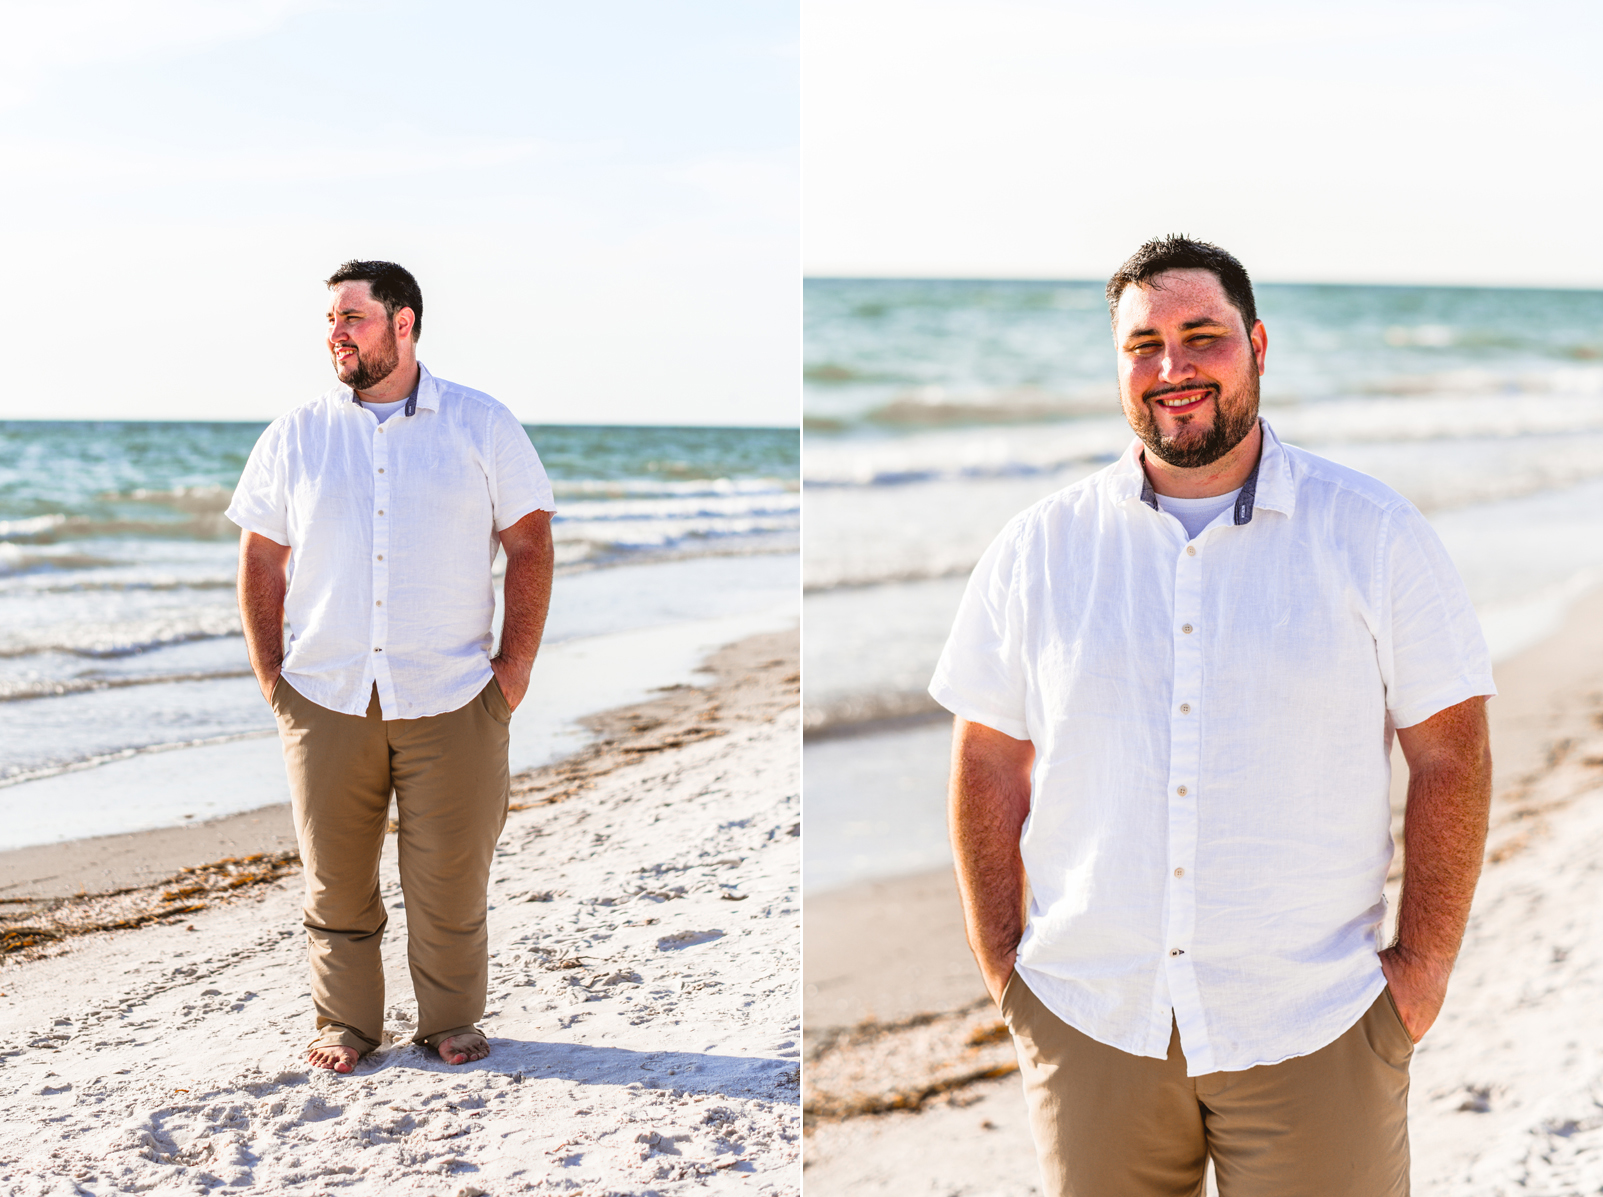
[
  {"x1": 1105, "y1": 235, "x2": 1256, "y2": 331},
  {"x1": 325, "y1": 260, "x2": 424, "y2": 341}
]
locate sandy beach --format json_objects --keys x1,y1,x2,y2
[
  {"x1": 0, "y1": 625, "x2": 801, "y2": 1196},
  {"x1": 803, "y1": 586, "x2": 1603, "y2": 1194}
]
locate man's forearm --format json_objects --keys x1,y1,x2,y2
[
  {"x1": 494, "y1": 533, "x2": 553, "y2": 671},
  {"x1": 488, "y1": 511, "x2": 554, "y2": 713},
  {"x1": 1392, "y1": 728, "x2": 1492, "y2": 970},
  {"x1": 1383, "y1": 696, "x2": 1492, "y2": 1039},
  {"x1": 237, "y1": 533, "x2": 290, "y2": 700},
  {"x1": 949, "y1": 719, "x2": 1035, "y2": 1005}
]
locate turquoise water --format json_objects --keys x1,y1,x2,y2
[
  {"x1": 804, "y1": 279, "x2": 1603, "y2": 430},
  {"x1": 0, "y1": 420, "x2": 797, "y2": 524},
  {"x1": 0, "y1": 420, "x2": 797, "y2": 783}
]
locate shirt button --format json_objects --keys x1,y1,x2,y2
[
  {"x1": 376, "y1": 554, "x2": 383, "y2": 561},
  {"x1": 1170, "y1": 948, "x2": 1184, "y2": 957},
  {"x1": 374, "y1": 647, "x2": 382, "y2": 652},
  {"x1": 1179, "y1": 703, "x2": 1191, "y2": 713},
  {"x1": 1186, "y1": 545, "x2": 1196, "y2": 556},
  {"x1": 1174, "y1": 867, "x2": 1185, "y2": 877},
  {"x1": 1182, "y1": 623, "x2": 1193, "y2": 634},
  {"x1": 1176, "y1": 785, "x2": 1187, "y2": 796},
  {"x1": 377, "y1": 509, "x2": 385, "y2": 515},
  {"x1": 375, "y1": 600, "x2": 383, "y2": 606},
  {"x1": 378, "y1": 427, "x2": 385, "y2": 433},
  {"x1": 378, "y1": 468, "x2": 385, "y2": 474}
]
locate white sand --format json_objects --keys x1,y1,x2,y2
[{"x1": 0, "y1": 644, "x2": 801, "y2": 1196}]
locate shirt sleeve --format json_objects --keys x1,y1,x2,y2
[
  {"x1": 929, "y1": 516, "x2": 1031, "y2": 740},
  {"x1": 1376, "y1": 502, "x2": 1497, "y2": 729},
  {"x1": 487, "y1": 405, "x2": 557, "y2": 531},
  {"x1": 224, "y1": 422, "x2": 290, "y2": 546}
]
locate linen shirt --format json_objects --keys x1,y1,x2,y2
[
  {"x1": 227, "y1": 363, "x2": 555, "y2": 721},
  {"x1": 929, "y1": 420, "x2": 1494, "y2": 1076}
]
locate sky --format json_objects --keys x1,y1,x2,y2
[
  {"x1": 804, "y1": 0, "x2": 1603, "y2": 288},
  {"x1": 0, "y1": 0, "x2": 799, "y2": 425}
]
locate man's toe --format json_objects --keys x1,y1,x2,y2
[{"x1": 439, "y1": 1034, "x2": 489, "y2": 1064}]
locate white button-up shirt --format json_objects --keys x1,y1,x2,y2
[
  {"x1": 930, "y1": 420, "x2": 1494, "y2": 1076},
  {"x1": 227, "y1": 363, "x2": 555, "y2": 720}
]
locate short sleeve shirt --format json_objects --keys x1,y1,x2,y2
[
  {"x1": 227, "y1": 362, "x2": 556, "y2": 720},
  {"x1": 929, "y1": 420, "x2": 1495, "y2": 1076}
]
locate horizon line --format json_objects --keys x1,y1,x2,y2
[
  {"x1": 803, "y1": 274, "x2": 1603, "y2": 293},
  {"x1": 0, "y1": 416, "x2": 801, "y2": 431}
]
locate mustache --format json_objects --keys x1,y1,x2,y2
[{"x1": 1142, "y1": 381, "x2": 1220, "y2": 404}]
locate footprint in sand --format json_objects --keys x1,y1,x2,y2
[{"x1": 656, "y1": 930, "x2": 725, "y2": 950}]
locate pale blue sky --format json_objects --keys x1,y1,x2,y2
[
  {"x1": 1, "y1": 0, "x2": 798, "y2": 424},
  {"x1": 805, "y1": 0, "x2": 1603, "y2": 288}
]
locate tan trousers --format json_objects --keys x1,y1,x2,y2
[
  {"x1": 1001, "y1": 973, "x2": 1413, "y2": 1197},
  {"x1": 271, "y1": 676, "x2": 512, "y2": 1055}
]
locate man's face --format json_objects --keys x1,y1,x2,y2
[
  {"x1": 326, "y1": 281, "x2": 400, "y2": 391},
  {"x1": 1113, "y1": 268, "x2": 1267, "y2": 470}
]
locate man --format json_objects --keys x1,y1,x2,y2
[
  {"x1": 228, "y1": 260, "x2": 555, "y2": 1074},
  {"x1": 931, "y1": 236, "x2": 1494, "y2": 1195}
]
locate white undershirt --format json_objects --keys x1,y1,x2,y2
[
  {"x1": 1155, "y1": 487, "x2": 1242, "y2": 539},
  {"x1": 360, "y1": 397, "x2": 409, "y2": 424}
]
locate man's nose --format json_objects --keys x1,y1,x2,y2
[{"x1": 1158, "y1": 342, "x2": 1197, "y2": 383}]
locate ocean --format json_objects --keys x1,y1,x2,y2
[
  {"x1": 803, "y1": 277, "x2": 1603, "y2": 893},
  {"x1": 0, "y1": 421, "x2": 798, "y2": 816}
]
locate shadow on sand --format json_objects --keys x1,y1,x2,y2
[{"x1": 352, "y1": 1037, "x2": 798, "y2": 1100}]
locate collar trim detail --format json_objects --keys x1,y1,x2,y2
[{"x1": 1136, "y1": 423, "x2": 1266, "y2": 525}]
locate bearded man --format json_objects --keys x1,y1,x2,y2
[
  {"x1": 932, "y1": 236, "x2": 1495, "y2": 1194},
  {"x1": 229, "y1": 260, "x2": 555, "y2": 1073}
]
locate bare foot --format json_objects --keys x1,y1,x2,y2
[
  {"x1": 308, "y1": 1045, "x2": 358, "y2": 1073},
  {"x1": 438, "y1": 1032, "x2": 489, "y2": 1065}
]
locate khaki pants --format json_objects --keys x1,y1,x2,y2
[
  {"x1": 1001, "y1": 973, "x2": 1413, "y2": 1197},
  {"x1": 271, "y1": 677, "x2": 512, "y2": 1055}
]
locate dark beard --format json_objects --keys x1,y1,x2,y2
[
  {"x1": 1131, "y1": 378, "x2": 1259, "y2": 470},
  {"x1": 338, "y1": 326, "x2": 400, "y2": 391}
]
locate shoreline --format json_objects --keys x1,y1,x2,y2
[
  {"x1": 0, "y1": 623, "x2": 802, "y2": 1194},
  {"x1": 802, "y1": 584, "x2": 1603, "y2": 1192},
  {"x1": 0, "y1": 550, "x2": 799, "y2": 862},
  {"x1": 0, "y1": 624, "x2": 800, "y2": 957}
]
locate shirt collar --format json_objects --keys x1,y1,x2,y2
[
  {"x1": 340, "y1": 360, "x2": 440, "y2": 415},
  {"x1": 1113, "y1": 417, "x2": 1295, "y2": 525}
]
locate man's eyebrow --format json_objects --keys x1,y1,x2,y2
[{"x1": 1122, "y1": 317, "x2": 1233, "y2": 340}]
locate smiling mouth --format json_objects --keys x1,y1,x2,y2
[{"x1": 1147, "y1": 386, "x2": 1215, "y2": 413}]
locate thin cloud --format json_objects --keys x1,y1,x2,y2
[
  {"x1": 0, "y1": 0, "x2": 335, "y2": 110},
  {"x1": 0, "y1": 132, "x2": 544, "y2": 186},
  {"x1": 673, "y1": 150, "x2": 800, "y2": 225}
]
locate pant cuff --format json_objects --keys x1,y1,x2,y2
[
  {"x1": 308, "y1": 1022, "x2": 381, "y2": 1055},
  {"x1": 416, "y1": 1023, "x2": 485, "y2": 1051}
]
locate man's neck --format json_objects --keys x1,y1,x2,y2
[
  {"x1": 356, "y1": 360, "x2": 420, "y2": 405},
  {"x1": 1142, "y1": 420, "x2": 1263, "y2": 499}
]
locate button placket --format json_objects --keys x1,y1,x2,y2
[
  {"x1": 1163, "y1": 535, "x2": 1208, "y2": 1064},
  {"x1": 370, "y1": 420, "x2": 393, "y2": 703}
]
